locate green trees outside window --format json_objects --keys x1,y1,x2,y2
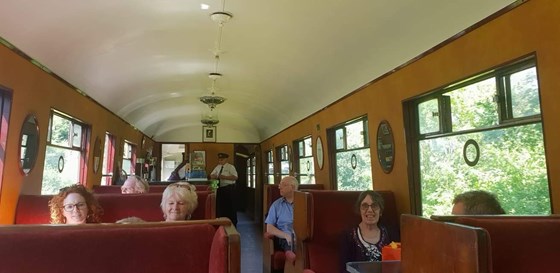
[
  {"x1": 413, "y1": 58, "x2": 550, "y2": 216},
  {"x1": 331, "y1": 117, "x2": 373, "y2": 191}
]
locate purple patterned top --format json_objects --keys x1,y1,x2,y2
[{"x1": 340, "y1": 225, "x2": 391, "y2": 273}]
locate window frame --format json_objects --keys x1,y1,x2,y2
[
  {"x1": 294, "y1": 136, "x2": 315, "y2": 184},
  {"x1": 276, "y1": 145, "x2": 290, "y2": 179},
  {"x1": 101, "y1": 132, "x2": 115, "y2": 185},
  {"x1": 122, "y1": 141, "x2": 136, "y2": 176},
  {"x1": 328, "y1": 115, "x2": 372, "y2": 190},
  {"x1": 265, "y1": 150, "x2": 274, "y2": 184},
  {"x1": 404, "y1": 55, "x2": 548, "y2": 215},
  {"x1": 42, "y1": 110, "x2": 89, "y2": 194}
]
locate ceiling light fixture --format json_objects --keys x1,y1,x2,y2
[
  {"x1": 200, "y1": 0, "x2": 233, "y2": 125},
  {"x1": 200, "y1": 73, "x2": 226, "y2": 109},
  {"x1": 201, "y1": 108, "x2": 220, "y2": 125},
  {"x1": 210, "y1": 11, "x2": 233, "y2": 25}
]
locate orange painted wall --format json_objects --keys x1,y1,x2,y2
[
  {"x1": 0, "y1": 46, "x2": 155, "y2": 224},
  {"x1": 261, "y1": 0, "x2": 560, "y2": 215}
]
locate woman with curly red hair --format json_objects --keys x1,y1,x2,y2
[{"x1": 48, "y1": 184, "x2": 103, "y2": 224}]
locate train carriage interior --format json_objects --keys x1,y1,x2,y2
[{"x1": 1, "y1": 1, "x2": 560, "y2": 273}]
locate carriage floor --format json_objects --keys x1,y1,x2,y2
[{"x1": 238, "y1": 212, "x2": 263, "y2": 273}]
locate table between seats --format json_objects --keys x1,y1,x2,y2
[{"x1": 346, "y1": 261, "x2": 401, "y2": 273}]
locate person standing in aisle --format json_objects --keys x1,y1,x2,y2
[{"x1": 210, "y1": 152, "x2": 238, "y2": 226}]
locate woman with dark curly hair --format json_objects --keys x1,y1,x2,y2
[{"x1": 48, "y1": 184, "x2": 103, "y2": 224}]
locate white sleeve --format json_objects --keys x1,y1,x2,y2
[
  {"x1": 210, "y1": 165, "x2": 220, "y2": 175},
  {"x1": 227, "y1": 164, "x2": 238, "y2": 177}
]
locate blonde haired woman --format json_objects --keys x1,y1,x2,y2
[{"x1": 160, "y1": 182, "x2": 198, "y2": 221}]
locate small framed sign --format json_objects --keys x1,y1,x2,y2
[
  {"x1": 376, "y1": 120, "x2": 395, "y2": 174},
  {"x1": 202, "y1": 126, "x2": 216, "y2": 142}
]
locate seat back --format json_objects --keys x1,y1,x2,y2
[
  {"x1": 456, "y1": 217, "x2": 560, "y2": 273},
  {"x1": 15, "y1": 191, "x2": 215, "y2": 224},
  {"x1": 0, "y1": 219, "x2": 239, "y2": 273},
  {"x1": 93, "y1": 184, "x2": 210, "y2": 194},
  {"x1": 298, "y1": 184, "x2": 325, "y2": 190},
  {"x1": 93, "y1": 185, "x2": 168, "y2": 194},
  {"x1": 401, "y1": 215, "x2": 491, "y2": 273}
]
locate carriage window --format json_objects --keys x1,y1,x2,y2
[
  {"x1": 42, "y1": 111, "x2": 89, "y2": 194},
  {"x1": 265, "y1": 150, "x2": 274, "y2": 184},
  {"x1": 101, "y1": 132, "x2": 115, "y2": 185},
  {"x1": 295, "y1": 137, "x2": 315, "y2": 184},
  {"x1": 417, "y1": 99, "x2": 440, "y2": 134},
  {"x1": 276, "y1": 145, "x2": 289, "y2": 179},
  {"x1": 408, "y1": 57, "x2": 550, "y2": 216},
  {"x1": 122, "y1": 141, "x2": 136, "y2": 176},
  {"x1": 247, "y1": 156, "x2": 256, "y2": 188},
  {"x1": 330, "y1": 117, "x2": 372, "y2": 191},
  {"x1": 508, "y1": 67, "x2": 540, "y2": 119}
]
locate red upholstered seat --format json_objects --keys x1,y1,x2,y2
[
  {"x1": 456, "y1": 217, "x2": 560, "y2": 273},
  {"x1": 14, "y1": 194, "x2": 51, "y2": 224},
  {"x1": 93, "y1": 184, "x2": 210, "y2": 193},
  {"x1": 14, "y1": 191, "x2": 215, "y2": 224},
  {"x1": 0, "y1": 220, "x2": 239, "y2": 273}
]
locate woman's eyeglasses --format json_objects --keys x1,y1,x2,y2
[
  {"x1": 360, "y1": 203, "x2": 380, "y2": 211},
  {"x1": 62, "y1": 202, "x2": 86, "y2": 212}
]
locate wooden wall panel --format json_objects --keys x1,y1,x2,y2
[{"x1": 261, "y1": 0, "x2": 560, "y2": 215}]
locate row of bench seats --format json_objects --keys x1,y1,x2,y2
[
  {"x1": 284, "y1": 189, "x2": 560, "y2": 273},
  {"x1": 0, "y1": 218, "x2": 240, "y2": 273},
  {"x1": 14, "y1": 191, "x2": 215, "y2": 224},
  {"x1": 264, "y1": 184, "x2": 560, "y2": 273},
  {"x1": 92, "y1": 184, "x2": 210, "y2": 193}
]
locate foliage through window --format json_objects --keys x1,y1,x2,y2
[
  {"x1": 265, "y1": 150, "x2": 274, "y2": 184},
  {"x1": 42, "y1": 111, "x2": 89, "y2": 194},
  {"x1": 295, "y1": 137, "x2": 315, "y2": 184},
  {"x1": 276, "y1": 145, "x2": 289, "y2": 179},
  {"x1": 411, "y1": 57, "x2": 550, "y2": 216},
  {"x1": 330, "y1": 117, "x2": 372, "y2": 191}
]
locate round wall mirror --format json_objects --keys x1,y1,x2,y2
[
  {"x1": 19, "y1": 114, "x2": 39, "y2": 175},
  {"x1": 376, "y1": 120, "x2": 395, "y2": 174},
  {"x1": 93, "y1": 136, "x2": 102, "y2": 173}
]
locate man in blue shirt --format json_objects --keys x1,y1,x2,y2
[{"x1": 265, "y1": 176, "x2": 298, "y2": 251}]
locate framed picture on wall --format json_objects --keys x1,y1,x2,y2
[
  {"x1": 191, "y1": 150, "x2": 206, "y2": 168},
  {"x1": 202, "y1": 126, "x2": 216, "y2": 142}
]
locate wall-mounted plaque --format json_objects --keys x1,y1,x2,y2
[
  {"x1": 316, "y1": 136, "x2": 324, "y2": 170},
  {"x1": 376, "y1": 120, "x2": 395, "y2": 174},
  {"x1": 19, "y1": 114, "x2": 39, "y2": 175}
]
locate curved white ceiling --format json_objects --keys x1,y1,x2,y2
[{"x1": 0, "y1": 0, "x2": 516, "y2": 143}]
